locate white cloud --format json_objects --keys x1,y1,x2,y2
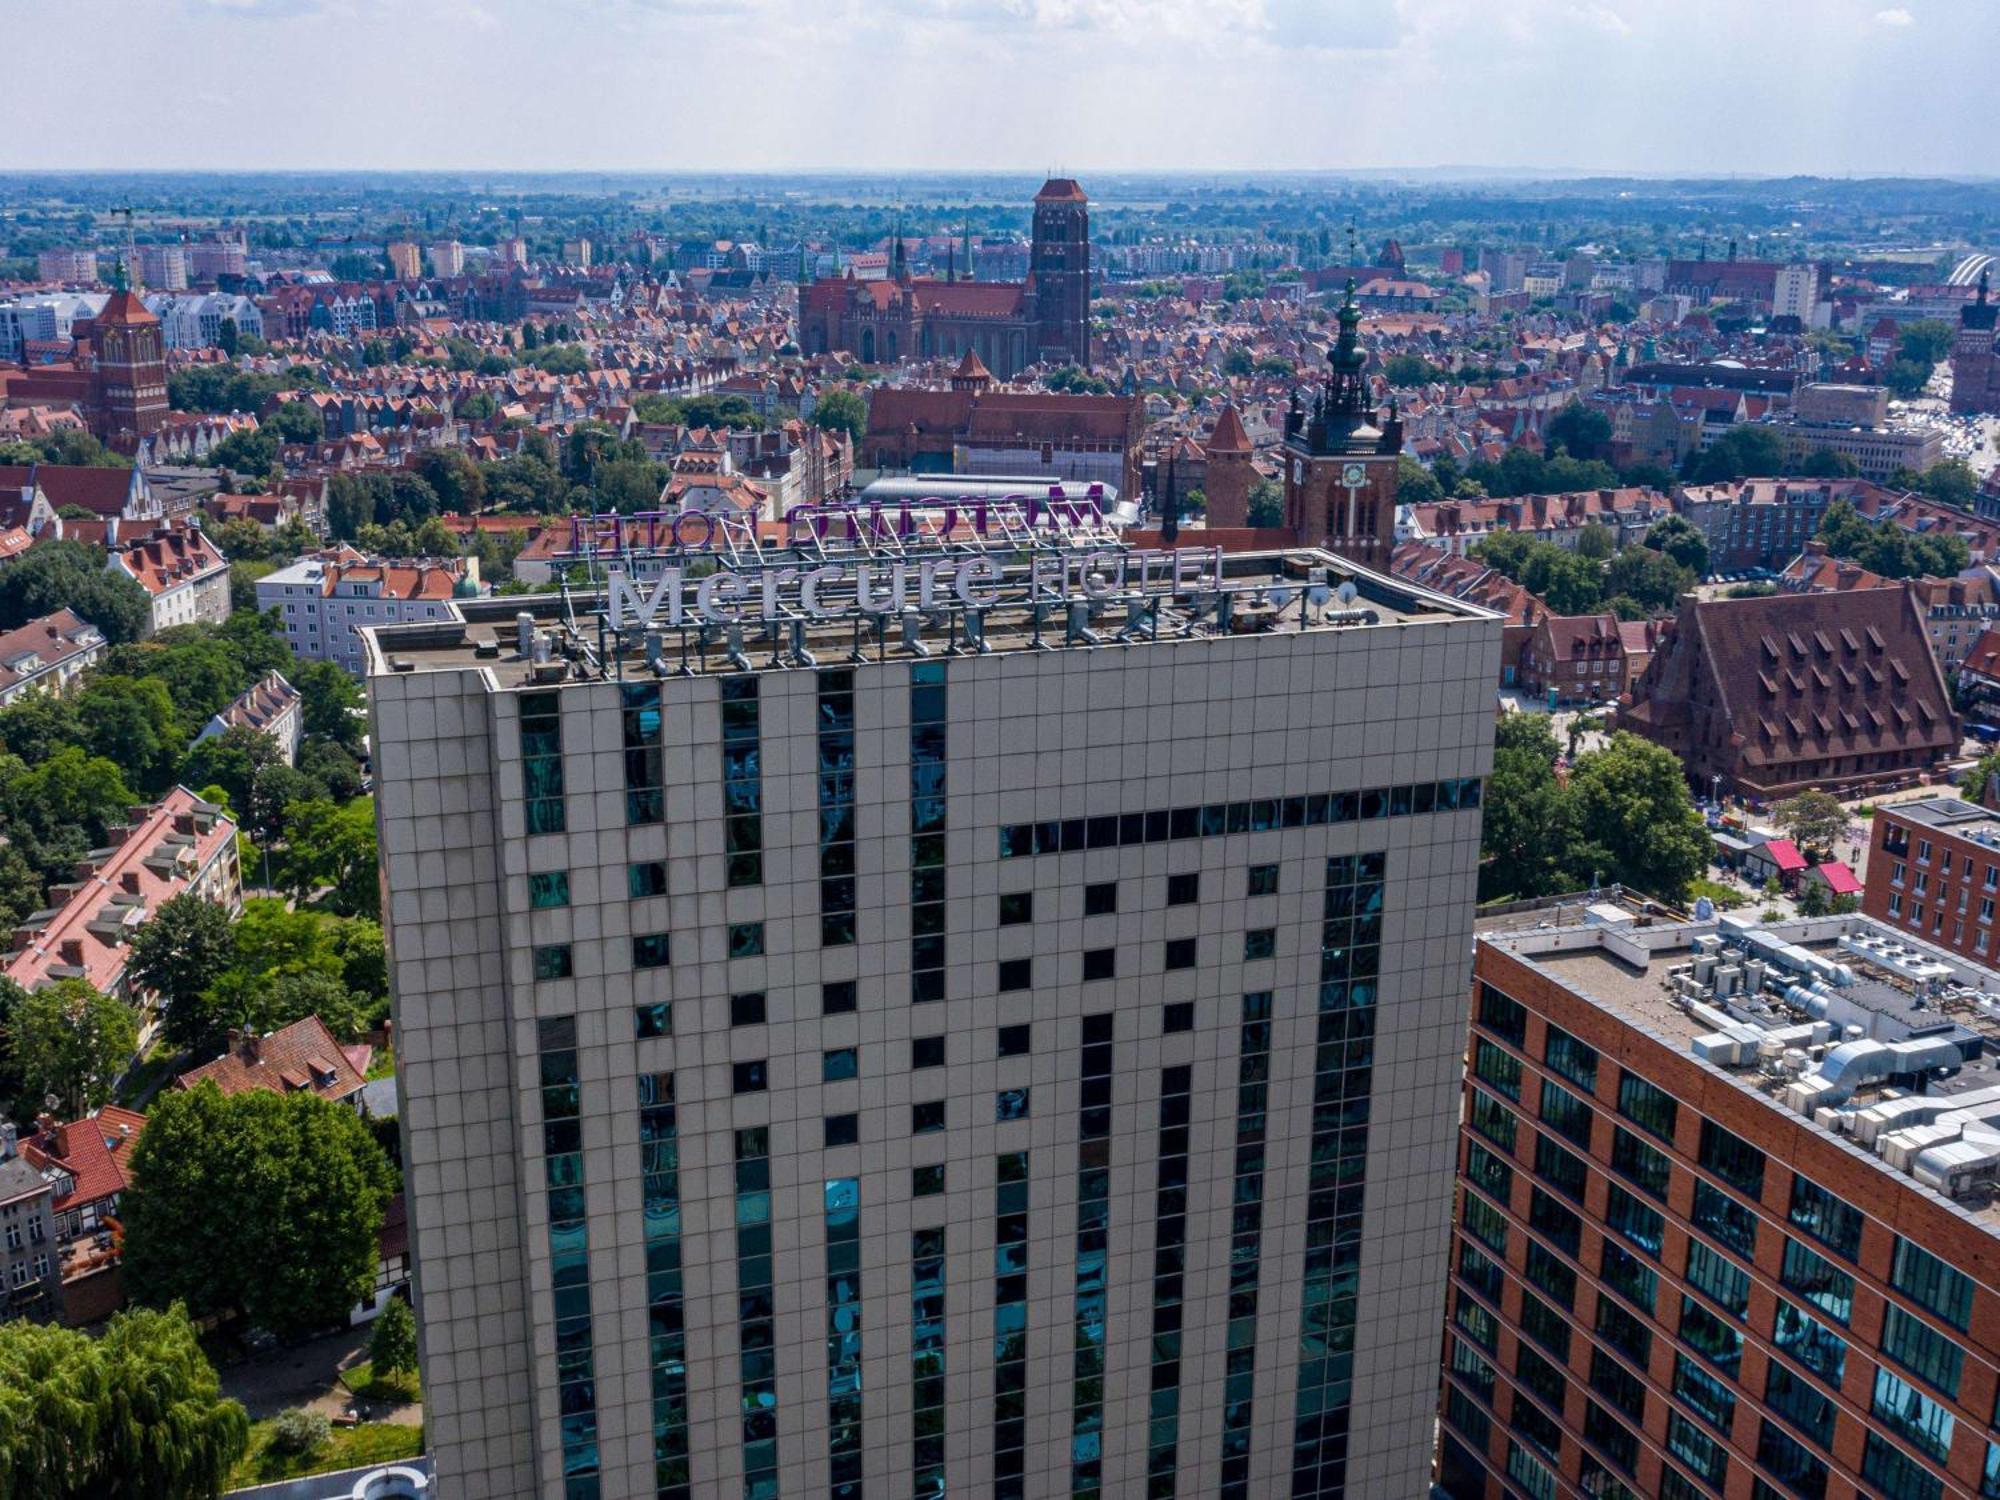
[
  {"x1": 1571, "y1": 3, "x2": 1631, "y2": 35},
  {"x1": 1874, "y1": 6, "x2": 1914, "y2": 23}
]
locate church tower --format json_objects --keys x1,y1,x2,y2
[
  {"x1": 1281, "y1": 279, "x2": 1403, "y2": 564},
  {"x1": 1203, "y1": 403, "x2": 1253, "y2": 528},
  {"x1": 1029, "y1": 178, "x2": 1091, "y2": 370},
  {"x1": 1950, "y1": 268, "x2": 1999, "y2": 417},
  {"x1": 93, "y1": 257, "x2": 168, "y2": 449}
]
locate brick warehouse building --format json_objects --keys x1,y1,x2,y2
[
  {"x1": 1442, "y1": 896, "x2": 2000, "y2": 1500},
  {"x1": 1620, "y1": 586, "x2": 1960, "y2": 800}
]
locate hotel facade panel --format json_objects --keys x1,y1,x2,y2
[
  {"x1": 1442, "y1": 901, "x2": 2000, "y2": 1500},
  {"x1": 368, "y1": 540, "x2": 1498, "y2": 1500}
]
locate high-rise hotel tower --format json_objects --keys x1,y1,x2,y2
[{"x1": 365, "y1": 509, "x2": 1500, "y2": 1500}]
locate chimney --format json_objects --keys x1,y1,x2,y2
[
  {"x1": 120, "y1": 870, "x2": 141, "y2": 895},
  {"x1": 59, "y1": 938, "x2": 85, "y2": 967},
  {"x1": 1804, "y1": 539, "x2": 1827, "y2": 558}
]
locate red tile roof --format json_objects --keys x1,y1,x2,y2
[
  {"x1": 175, "y1": 1015, "x2": 365, "y2": 1105},
  {"x1": 4, "y1": 787, "x2": 237, "y2": 995},
  {"x1": 0, "y1": 608, "x2": 103, "y2": 695},
  {"x1": 1205, "y1": 403, "x2": 1251, "y2": 455},
  {"x1": 19, "y1": 1107, "x2": 146, "y2": 1214},
  {"x1": 109, "y1": 523, "x2": 227, "y2": 598}
]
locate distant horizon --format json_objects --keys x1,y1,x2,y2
[
  {"x1": 0, "y1": 0, "x2": 1986, "y2": 179},
  {"x1": 3, "y1": 167, "x2": 1998, "y2": 186}
]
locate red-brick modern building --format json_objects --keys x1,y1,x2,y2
[
  {"x1": 1443, "y1": 897, "x2": 2000, "y2": 1500},
  {"x1": 1621, "y1": 587, "x2": 1960, "y2": 800},
  {"x1": 1861, "y1": 797, "x2": 2000, "y2": 964}
]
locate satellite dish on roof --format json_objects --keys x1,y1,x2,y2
[
  {"x1": 1268, "y1": 586, "x2": 1294, "y2": 612},
  {"x1": 1336, "y1": 581, "x2": 1359, "y2": 606}
]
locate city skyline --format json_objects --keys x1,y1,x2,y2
[{"x1": 0, "y1": 0, "x2": 1987, "y2": 177}]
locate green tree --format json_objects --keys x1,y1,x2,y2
[
  {"x1": 123, "y1": 1085, "x2": 397, "y2": 1340},
  {"x1": 1912, "y1": 458, "x2": 1978, "y2": 510},
  {"x1": 77, "y1": 675, "x2": 183, "y2": 794},
  {"x1": 1642, "y1": 513, "x2": 1710, "y2": 578},
  {"x1": 1545, "y1": 400, "x2": 1612, "y2": 459},
  {"x1": 1566, "y1": 732, "x2": 1711, "y2": 901},
  {"x1": 0, "y1": 539, "x2": 151, "y2": 643},
  {"x1": 1246, "y1": 477, "x2": 1283, "y2": 529},
  {"x1": 181, "y1": 726, "x2": 283, "y2": 819},
  {"x1": 457, "y1": 390, "x2": 498, "y2": 420},
  {"x1": 1798, "y1": 446, "x2": 1859, "y2": 478},
  {"x1": 263, "y1": 402, "x2": 324, "y2": 445},
  {"x1": 14, "y1": 979, "x2": 139, "y2": 1117},
  {"x1": 1575, "y1": 522, "x2": 1616, "y2": 561},
  {"x1": 1479, "y1": 713, "x2": 1576, "y2": 900},
  {"x1": 1394, "y1": 455, "x2": 1443, "y2": 506},
  {"x1": 1383, "y1": 353, "x2": 1446, "y2": 387},
  {"x1": 530, "y1": 344, "x2": 589, "y2": 375},
  {"x1": 0, "y1": 1304, "x2": 249, "y2": 1500},
  {"x1": 416, "y1": 448, "x2": 485, "y2": 514},
  {"x1": 1690, "y1": 425, "x2": 1785, "y2": 484},
  {"x1": 1883, "y1": 359, "x2": 1933, "y2": 399},
  {"x1": 293, "y1": 658, "x2": 365, "y2": 749},
  {"x1": 808, "y1": 387, "x2": 867, "y2": 444},
  {"x1": 259, "y1": 971, "x2": 369, "y2": 1039},
  {"x1": 1897, "y1": 318, "x2": 1957, "y2": 367},
  {"x1": 368, "y1": 1296, "x2": 419, "y2": 1379},
  {"x1": 126, "y1": 894, "x2": 239, "y2": 1059},
  {"x1": 1773, "y1": 790, "x2": 1850, "y2": 857},
  {"x1": 278, "y1": 798, "x2": 380, "y2": 918},
  {"x1": 1603, "y1": 546, "x2": 1696, "y2": 613},
  {"x1": 206, "y1": 426, "x2": 280, "y2": 479}
]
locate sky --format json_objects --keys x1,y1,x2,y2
[{"x1": 0, "y1": 0, "x2": 1989, "y2": 176}]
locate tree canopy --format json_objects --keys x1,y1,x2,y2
[
  {"x1": 0, "y1": 540, "x2": 151, "y2": 644},
  {"x1": 0, "y1": 1304, "x2": 249, "y2": 1500},
  {"x1": 123, "y1": 1084, "x2": 397, "y2": 1341},
  {"x1": 809, "y1": 387, "x2": 866, "y2": 444},
  {"x1": 1480, "y1": 723, "x2": 1709, "y2": 903},
  {"x1": 1816, "y1": 498, "x2": 1969, "y2": 579},
  {"x1": 12, "y1": 979, "x2": 139, "y2": 1118}
]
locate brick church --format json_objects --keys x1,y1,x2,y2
[
  {"x1": 1950, "y1": 269, "x2": 2000, "y2": 416},
  {"x1": 798, "y1": 179, "x2": 1092, "y2": 379},
  {"x1": 6, "y1": 261, "x2": 168, "y2": 454}
]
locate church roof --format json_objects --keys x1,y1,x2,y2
[
  {"x1": 1035, "y1": 178, "x2": 1088, "y2": 203},
  {"x1": 953, "y1": 349, "x2": 993, "y2": 380},
  {"x1": 1204, "y1": 403, "x2": 1251, "y2": 455},
  {"x1": 96, "y1": 289, "x2": 158, "y2": 327}
]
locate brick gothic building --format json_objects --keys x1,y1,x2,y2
[
  {"x1": 1950, "y1": 269, "x2": 2000, "y2": 417},
  {"x1": 1620, "y1": 587, "x2": 1960, "y2": 800},
  {"x1": 799, "y1": 179, "x2": 1092, "y2": 378},
  {"x1": 1281, "y1": 279, "x2": 1404, "y2": 566},
  {"x1": 4, "y1": 266, "x2": 168, "y2": 453}
]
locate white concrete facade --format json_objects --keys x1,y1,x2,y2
[{"x1": 369, "y1": 562, "x2": 1499, "y2": 1500}]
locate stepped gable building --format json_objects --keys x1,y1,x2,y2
[
  {"x1": 798, "y1": 179, "x2": 1092, "y2": 378},
  {"x1": 1950, "y1": 269, "x2": 2000, "y2": 416},
  {"x1": 1281, "y1": 278, "x2": 1405, "y2": 566},
  {"x1": 1620, "y1": 588, "x2": 1960, "y2": 800}
]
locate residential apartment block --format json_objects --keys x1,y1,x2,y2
[
  {"x1": 1862, "y1": 798, "x2": 2000, "y2": 966},
  {"x1": 366, "y1": 533, "x2": 1499, "y2": 1500},
  {"x1": 258, "y1": 550, "x2": 472, "y2": 673},
  {"x1": 2, "y1": 787, "x2": 240, "y2": 1005},
  {"x1": 1443, "y1": 898, "x2": 2000, "y2": 1500},
  {"x1": 0, "y1": 1122, "x2": 58, "y2": 1321},
  {"x1": 0, "y1": 608, "x2": 106, "y2": 705},
  {"x1": 107, "y1": 520, "x2": 232, "y2": 635}
]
